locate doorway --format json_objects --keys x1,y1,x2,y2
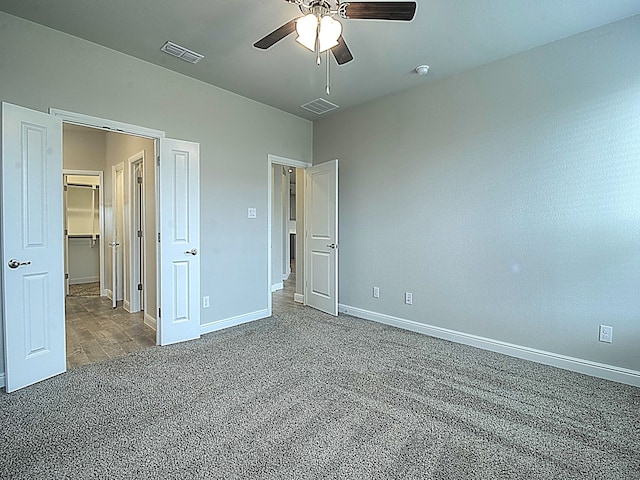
[
  {"x1": 268, "y1": 155, "x2": 339, "y2": 317},
  {"x1": 268, "y1": 154, "x2": 312, "y2": 315},
  {"x1": 2, "y1": 102, "x2": 202, "y2": 392},
  {"x1": 62, "y1": 124, "x2": 156, "y2": 368},
  {"x1": 63, "y1": 171, "x2": 104, "y2": 298}
]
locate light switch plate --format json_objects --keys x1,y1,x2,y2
[{"x1": 248, "y1": 207, "x2": 257, "y2": 219}]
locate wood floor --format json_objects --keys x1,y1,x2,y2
[
  {"x1": 66, "y1": 264, "x2": 300, "y2": 369},
  {"x1": 65, "y1": 295, "x2": 155, "y2": 368}
]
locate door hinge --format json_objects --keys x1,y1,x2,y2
[
  {"x1": 137, "y1": 176, "x2": 143, "y2": 184},
  {"x1": 157, "y1": 156, "x2": 160, "y2": 166},
  {"x1": 137, "y1": 230, "x2": 143, "y2": 238},
  {"x1": 137, "y1": 283, "x2": 143, "y2": 291},
  {"x1": 64, "y1": 185, "x2": 68, "y2": 191},
  {"x1": 65, "y1": 273, "x2": 69, "y2": 279},
  {"x1": 64, "y1": 229, "x2": 68, "y2": 236},
  {"x1": 158, "y1": 232, "x2": 160, "y2": 242},
  {"x1": 158, "y1": 307, "x2": 161, "y2": 318}
]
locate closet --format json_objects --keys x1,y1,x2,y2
[{"x1": 64, "y1": 174, "x2": 101, "y2": 294}]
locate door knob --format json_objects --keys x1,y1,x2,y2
[
  {"x1": 184, "y1": 248, "x2": 198, "y2": 256},
  {"x1": 326, "y1": 243, "x2": 338, "y2": 249},
  {"x1": 8, "y1": 259, "x2": 31, "y2": 269}
]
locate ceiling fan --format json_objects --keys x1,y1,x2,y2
[{"x1": 254, "y1": 1, "x2": 417, "y2": 67}]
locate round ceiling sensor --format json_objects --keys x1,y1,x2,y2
[{"x1": 415, "y1": 65, "x2": 430, "y2": 76}]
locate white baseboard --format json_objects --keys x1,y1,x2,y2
[
  {"x1": 69, "y1": 276, "x2": 99, "y2": 285},
  {"x1": 105, "y1": 289, "x2": 113, "y2": 300},
  {"x1": 123, "y1": 300, "x2": 131, "y2": 313},
  {"x1": 144, "y1": 312, "x2": 157, "y2": 331},
  {"x1": 271, "y1": 282, "x2": 283, "y2": 292},
  {"x1": 294, "y1": 293, "x2": 304, "y2": 304},
  {"x1": 0, "y1": 372, "x2": 4, "y2": 389},
  {"x1": 200, "y1": 308, "x2": 269, "y2": 335},
  {"x1": 338, "y1": 304, "x2": 640, "y2": 388}
]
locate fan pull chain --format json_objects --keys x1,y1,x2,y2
[
  {"x1": 325, "y1": 49, "x2": 331, "y2": 95},
  {"x1": 315, "y1": 16, "x2": 321, "y2": 65}
]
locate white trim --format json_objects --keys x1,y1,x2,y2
[
  {"x1": 294, "y1": 293, "x2": 304, "y2": 304},
  {"x1": 200, "y1": 309, "x2": 269, "y2": 335},
  {"x1": 50, "y1": 109, "x2": 165, "y2": 140},
  {"x1": 338, "y1": 304, "x2": 640, "y2": 388},
  {"x1": 68, "y1": 276, "x2": 100, "y2": 285},
  {"x1": 268, "y1": 154, "x2": 311, "y2": 169},
  {"x1": 123, "y1": 300, "x2": 131, "y2": 313},
  {"x1": 0, "y1": 373, "x2": 4, "y2": 388},
  {"x1": 267, "y1": 154, "x2": 311, "y2": 316},
  {"x1": 144, "y1": 313, "x2": 157, "y2": 331},
  {"x1": 112, "y1": 162, "x2": 125, "y2": 306},
  {"x1": 127, "y1": 151, "x2": 145, "y2": 314},
  {"x1": 271, "y1": 282, "x2": 284, "y2": 292}
]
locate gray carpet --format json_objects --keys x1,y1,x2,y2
[{"x1": 1, "y1": 307, "x2": 638, "y2": 479}]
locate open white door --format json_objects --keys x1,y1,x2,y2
[
  {"x1": 158, "y1": 138, "x2": 200, "y2": 345},
  {"x1": 1, "y1": 102, "x2": 65, "y2": 392},
  {"x1": 305, "y1": 159, "x2": 338, "y2": 316}
]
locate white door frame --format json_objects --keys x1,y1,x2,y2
[
  {"x1": 127, "y1": 151, "x2": 145, "y2": 313},
  {"x1": 51, "y1": 109, "x2": 164, "y2": 344},
  {"x1": 112, "y1": 162, "x2": 125, "y2": 306},
  {"x1": 267, "y1": 154, "x2": 311, "y2": 316},
  {"x1": 63, "y1": 169, "x2": 105, "y2": 296}
]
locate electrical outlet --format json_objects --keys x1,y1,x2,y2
[
  {"x1": 599, "y1": 324, "x2": 612, "y2": 343},
  {"x1": 405, "y1": 292, "x2": 413, "y2": 305},
  {"x1": 202, "y1": 296, "x2": 210, "y2": 309},
  {"x1": 373, "y1": 286, "x2": 380, "y2": 298}
]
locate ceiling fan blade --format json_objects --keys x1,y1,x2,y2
[
  {"x1": 253, "y1": 19, "x2": 297, "y2": 50},
  {"x1": 331, "y1": 36, "x2": 353, "y2": 65},
  {"x1": 340, "y1": 2, "x2": 417, "y2": 21}
]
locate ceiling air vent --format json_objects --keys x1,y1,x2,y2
[
  {"x1": 301, "y1": 98, "x2": 339, "y2": 115},
  {"x1": 160, "y1": 41, "x2": 204, "y2": 64}
]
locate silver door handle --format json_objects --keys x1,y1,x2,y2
[
  {"x1": 326, "y1": 243, "x2": 338, "y2": 249},
  {"x1": 185, "y1": 248, "x2": 198, "y2": 256},
  {"x1": 8, "y1": 259, "x2": 31, "y2": 269},
  {"x1": 109, "y1": 242, "x2": 120, "y2": 247}
]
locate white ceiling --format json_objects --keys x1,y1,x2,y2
[{"x1": 2, "y1": 0, "x2": 639, "y2": 121}]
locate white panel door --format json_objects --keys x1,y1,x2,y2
[
  {"x1": 1, "y1": 102, "x2": 65, "y2": 392},
  {"x1": 305, "y1": 160, "x2": 338, "y2": 316},
  {"x1": 158, "y1": 138, "x2": 200, "y2": 345}
]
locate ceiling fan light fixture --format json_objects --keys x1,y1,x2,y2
[
  {"x1": 296, "y1": 13, "x2": 342, "y2": 53},
  {"x1": 296, "y1": 14, "x2": 318, "y2": 51},
  {"x1": 319, "y1": 15, "x2": 342, "y2": 51}
]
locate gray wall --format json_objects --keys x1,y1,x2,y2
[
  {"x1": 0, "y1": 12, "x2": 312, "y2": 375},
  {"x1": 314, "y1": 16, "x2": 640, "y2": 372}
]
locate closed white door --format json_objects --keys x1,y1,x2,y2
[
  {"x1": 158, "y1": 138, "x2": 200, "y2": 345},
  {"x1": 305, "y1": 160, "x2": 338, "y2": 315},
  {"x1": 1, "y1": 102, "x2": 66, "y2": 392}
]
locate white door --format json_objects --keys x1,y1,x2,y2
[
  {"x1": 158, "y1": 138, "x2": 200, "y2": 345},
  {"x1": 305, "y1": 159, "x2": 338, "y2": 315},
  {"x1": 110, "y1": 164, "x2": 124, "y2": 309},
  {"x1": 1, "y1": 102, "x2": 65, "y2": 392},
  {"x1": 63, "y1": 175, "x2": 69, "y2": 295}
]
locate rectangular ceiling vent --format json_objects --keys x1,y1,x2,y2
[
  {"x1": 160, "y1": 41, "x2": 204, "y2": 64},
  {"x1": 301, "y1": 98, "x2": 339, "y2": 115}
]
